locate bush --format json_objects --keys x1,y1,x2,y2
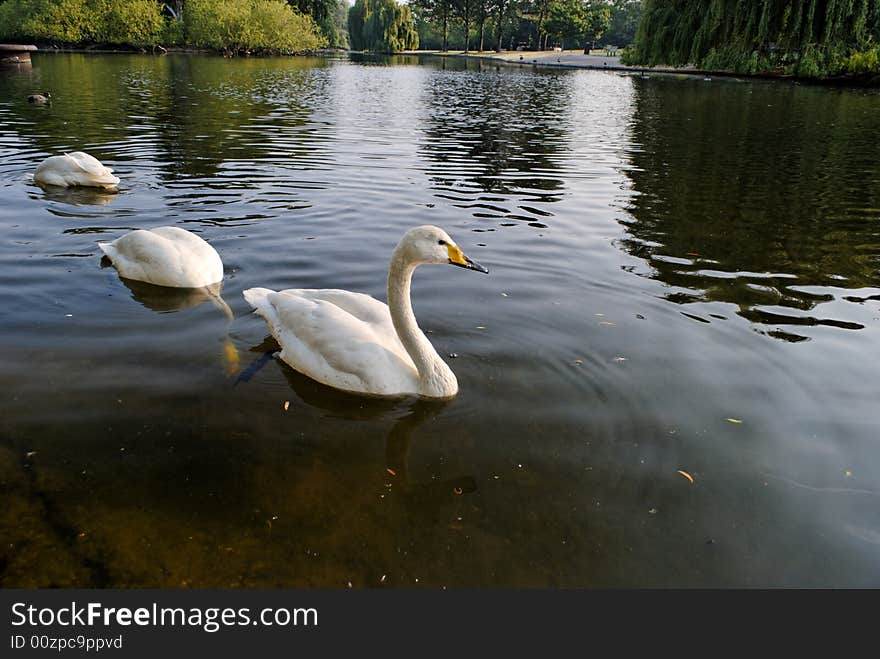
[
  {"x1": 92, "y1": 0, "x2": 164, "y2": 47},
  {"x1": 0, "y1": 0, "x2": 164, "y2": 46},
  {"x1": 844, "y1": 47, "x2": 880, "y2": 75},
  {"x1": 161, "y1": 17, "x2": 184, "y2": 47},
  {"x1": 184, "y1": 0, "x2": 326, "y2": 54},
  {"x1": 16, "y1": 0, "x2": 94, "y2": 44},
  {"x1": 0, "y1": 0, "x2": 326, "y2": 53}
]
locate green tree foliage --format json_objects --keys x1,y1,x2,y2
[
  {"x1": 92, "y1": 0, "x2": 164, "y2": 45},
  {"x1": 348, "y1": 0, "x2": 419, "y2": 52},
  {"x1": 0, "y1": 0, "x2": 327, "y2": 53},
  {"x1": 603, "y1": 0, "x2": 641, "y2": 46},
  {"x1": 543, "y1": 0, "x2": 610, "y2": 49},
  {"x1": 454, "y1": 0, "x2": 474, "y2": 51},
  {"x1": 333, "y1": 0, "x2": 351, "y2": 49},
  {"x1": 0, "y1": 0, "x2": 163, "y2": 46},
  {"x1": 410, "y1": 0, "x2": 455, "y2": 51},
  {"x1": 627, "y1": 0, "x2": 880, "y2": 78},
  {"x1": 288, "y1": 0, "x2": 341, "y2": 46},
  {"x1": 184, "y1": 0, "x2": 327, "y2": 53}
]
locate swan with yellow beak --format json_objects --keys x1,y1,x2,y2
[{"x1": 243, "y1": 225, "x2": 488, "y2": 398}]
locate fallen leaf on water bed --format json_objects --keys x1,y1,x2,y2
[
  {"x1": 453, "y1": 487, "x2": 463, "y2": 495},
  {"x1": 283, "y1": 401, "x2": 289, "y2": 411},
  {"x1": 386, "y1": 468, "x2": 396, "y2": 476},
  {"x1": 726, "y1": 418, "x2": 743, "y2": 424},
  {"x1": 677, "y1": 469, "x2": 695, "y2": 485}
]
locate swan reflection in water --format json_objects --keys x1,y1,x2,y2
[
  {"x1": 103, "y1": 268, "x2": 240, "y2": 376},
  {"x1": 241, "y1": 340, "x2": 477, "y2": 501},
  {"x1": 36, "y1": 183, "x2": 118, "y2": 206}
]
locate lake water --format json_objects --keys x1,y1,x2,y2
[{"x1": 1, "y1": 53, "x2": 879, "y2": 588}]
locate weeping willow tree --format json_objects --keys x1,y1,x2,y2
[
  {"x1": 626, "y1": 0, "x2": 880, "y2": 78},
  {"x1": 348, "y1": 0, "x2": 419, "y2": 52}
]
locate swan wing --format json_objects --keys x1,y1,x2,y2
[
  {"x1": 243, "y1": 287, "x2": 419, "y2": 396},
  {"x1": 66, "y1": 151, "x2": 113, "y2": 176},
  {"x1": 277, "y1": 288, "x2": 392, "y2": 327},
  {"x1": 99, "y1": 227, "x2": 223, "y2": 288}
]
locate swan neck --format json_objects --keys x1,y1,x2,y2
[{"x1": 387, "y1": 250, "x2": 456, "y2": 397}]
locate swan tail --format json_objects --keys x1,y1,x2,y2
[{"x1": 97, "y1": 241, "x2": 115, "y2": 260}]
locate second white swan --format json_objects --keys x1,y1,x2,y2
[
  {"x1": 98, "y1": 226, "x2": 224, "y2": 288},
  {"x1": 243, "y1": 225, "x2": 488, "y2": 398},
  {"x1": 34, "y1": 151, "x2": 120, "y2": 189}
]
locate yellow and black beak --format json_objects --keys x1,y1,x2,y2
[{"x1": 447, "y1": 244, "x2": 489, "y2": 274}]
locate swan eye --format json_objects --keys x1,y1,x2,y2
[{"x1": 438, "y1": 239, "x2": 446, "y2": 246}]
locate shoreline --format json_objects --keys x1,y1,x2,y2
[
  {"x1": 19, "y1": 46, "x2": 880, "y2": 86},
  {"x1": 402, "y1": 49, "x2": 880, "y2": 86},
  {"x1": 401, "y1": 49, "x2": 707, "y2": 76}
]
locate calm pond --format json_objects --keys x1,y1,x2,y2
[{"x1": 1, "y1": 53, "x2": 879, "y2": 588}]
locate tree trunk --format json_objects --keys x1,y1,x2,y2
[
  {"x1": 478, "y1": 12, "x2": 485, "y2": 52},
  {"x1": 537, "y1": 8, "x2": 545, "y2": 51},
  {"x1": 442, "y1": 6, "x2": 449, "y2": 52},
  {"x1": 495, "y1": 0, "x2": 506, "y2": 51},
  {"x1": 464, "y1": 2, "x2": 470, "y2": 52}
]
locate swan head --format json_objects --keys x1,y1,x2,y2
[{"x1": 397, "y1": 225, "x2": 488, "y2": 274}]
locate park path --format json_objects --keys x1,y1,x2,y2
[{"x1": 407, "y1": 49, "x2": 702, "y2": 75}]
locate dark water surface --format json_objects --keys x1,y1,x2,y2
[{"x1": 1, "y1": 53, "x2": 879, "y2": 587}]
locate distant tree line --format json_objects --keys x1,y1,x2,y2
[
  {"x1": 0, "y1": 0, "x2": 351, "y2": 53},
  {"x1": 409, "y1": 0, "x2": 640, "y2": 53},
  {"x1": 625, "y1": 0, "x2": 880, "y2": 78}
]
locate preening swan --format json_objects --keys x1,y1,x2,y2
[
  {"x1": 243, "y1": 225, "x2": 489, "y2": 399},
  {"x1": 34, "y1": 152, "x2": 119, "y2": 189},
  {"x1": 98, "y1": 226, "x2": 224, "y2": 289},
  {"x1": 100, "y1": 226, "x2": 238, "y2": 375}
]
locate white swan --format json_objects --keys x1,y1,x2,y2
[
  {"x1": 98, "y1": 226, "x2": 224, "y2": 289},
  {"x1": 100, "y1": 226, "x2": 238, "y2": 375},
  {"x1": 34, "y1": 151, "x2": 120, "y2": 189},
  {"x1": 243, "y1": 225, "x2": 489, "y2": 398}
]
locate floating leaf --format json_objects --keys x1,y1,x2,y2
[
  {"x1": 677, "y1": 469, "x2": 695, "y2": 485},
  {"x1": 726, "y1": 418, "x2": 743, "y2": 424}
]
